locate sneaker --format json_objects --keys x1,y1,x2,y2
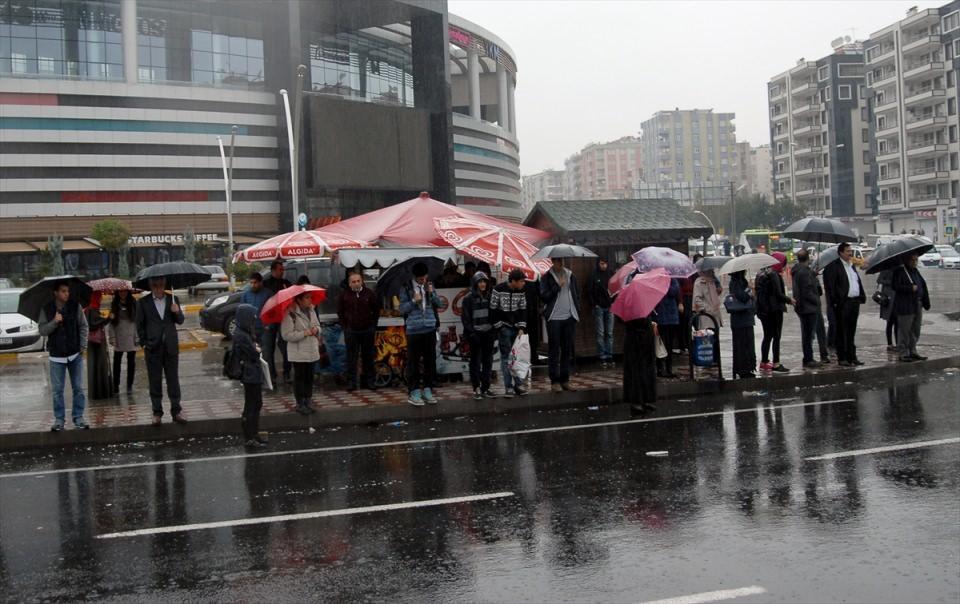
[
  {"x1": 514, "y1": 386, "x2": 528, "y2": 397},
  {"x1": 803, "y1": 361, "x2": 822, "y2": 369},
  {"x1": 551, "y1": 383, "x2": 563, "y2": 393},
  {"x1": 910, "y1": 354, "x2": 928, "y2": 361},
  {"x1": 473, "y1": 388, "x2": 483, "y2": 401},
  {"x1": 899, "y1": 356, "x2": 916, "y2": 363},
  {"x1": 759, "y1": 362, "x2": 773, "y2": 371},
  {"x1": 408, "y1": 389, "x2": 424, "y2": 406},
  {"x1": 820, "y1": 357, "x2": 831, "y2": 364},
  {"x1": 73, "y1": 418, "x2": 90, "y2": 430},
  {"x1": 503, "y1": 389, "x2": 515, "y2": 399},
  {"x1": 245, "y1": 439, "x2": 266, "y2": 448},
  {"x1": 295, "y1": 403, "x2": 312, "y2": 416},
  {"x1": 422, "y1": 388, "x2": 437, "y2": 404},
  {"x1": 484, "y1": 390, "x2": 498, "y2": 399},
  {"x1": 772, "y1": 364, "x2": 789, "y2": 373},
  {"x1": 50, "y1": 420, "x2": 64, "y2": 433}
]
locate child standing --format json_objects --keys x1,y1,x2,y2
[{"x1": 233, "y1": 304, "x2": 267, "y2": 447}]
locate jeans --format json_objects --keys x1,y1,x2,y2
[
  {"x1": 759, "y1": 312, "x2": 783, "y2": 364},
  {"x1": 406, "y1": 332, "x2": 437, "y2": 393},
  {"x1": 897, "y1": 309, "x2": 922, "y2": 358},
  {"x1": 345, "y1": 329, "x2": 375, "y2": 388},
  {"x1": 468, "y1": 331, "x2": 496, "y2": 392},
  {"x1": 261, "y1": 323, "x2": 290, "y2": 380},
  {"x1": 498, "y1": 327, "x2": 519, "y2": 391},
  {"x1": 50, "y1": 355, "x2": 86, "y2": 423},
  {"x1": 547, "y1": 318, "x2": 577, "y2": 384},
  {"x1": 593, "y1": 306, "x2": 614, "y2": 361},
  {"x1": 798, "y1": 312, "x2": 818, "y2": 364},
  {"x1": 112, "y1": 350, "x2": 136, "y2": 390}
]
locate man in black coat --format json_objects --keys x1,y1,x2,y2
[
  {"x1": 136, "y1": 276, "x2": 186, "y2": 425},
  {"x1": 891, "y1": 253, "x2": 930, "y2": 362},
  {"x1": 261, "y1": 260, "x2": 292, "y2": 382},
  {"x1": 822, "y1": 243, "x2": 866, "y2": 366},
  {"x1": 337, "y1": 271, "x2": 381, "y2": 390},
  {"x1": 586, "y1": 258, "x2": 615, "y2": 366},
  {"x1": 540, "y1": 258, "x2": 581, "y2": 391},
  {"x1": 791, "y1": 250, "x2": 821, "y2": 368}
]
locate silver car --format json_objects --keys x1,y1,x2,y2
[{"x1": 0, "y1": 288, "x2": 45, "y2": 353}]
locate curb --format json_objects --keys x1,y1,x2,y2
[
  {"x1": 3, "y1": 354, "x2": 957, "y2": 451},
  {"x1": 0, "y1": 330, "x2": 208, "y2": 363}
]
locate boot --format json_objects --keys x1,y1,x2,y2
[{"x1": 295, "y1": 399, "x2": 311, "y2": 416}]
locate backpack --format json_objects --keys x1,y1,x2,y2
[{"x1": 223, "y1": 347, "x2": 243, "y2": 380}]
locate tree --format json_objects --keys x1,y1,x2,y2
[
  {"x1": 228, "y1": 260, "x2": 263, "y2": 283},
  {"x1": 91, "y1": 220, "x2": 130, "y2": 275},
  {"x1": 767, "y1": 197, "x2": 806, "y2": 229},
  {"x1": 117, "y1": 243, "x2": 131, "y2": 278},
  {"x1": 183, "y1": 228, "x2": 197, "y2": 263},
  {"x1": 47, "y1": 234, "x2": 64, "y2": 275}
]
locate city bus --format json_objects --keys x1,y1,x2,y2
[{"x1": 739, "y1": 229, "x2": 797, "y2": 262}]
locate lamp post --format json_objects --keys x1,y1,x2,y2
[
  {"x1": 692, "y1": 210, "x2": 717, "y2": 257},
  {"x1": 729, "y1": 182, "x2": 747, "y2": 246},
  {"x1": 217, "y1": 127, "x2": 238, "y2": 287}
]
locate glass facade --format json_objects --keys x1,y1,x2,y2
[
  {"x1": 307, "y1": 29, "x2": 414, "y2": 107},
  {"x1": 0, "y1": 0, "x2": 123, "y2": 79}
]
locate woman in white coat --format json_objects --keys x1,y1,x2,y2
[{"x1": 280, "y1": 292, "x2": 321, "y2": 416}]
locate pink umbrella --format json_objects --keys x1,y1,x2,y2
[
  {"x1": 631, "y1": 246, "x2": 697, "y2": 278},
  {"x1": 232, "y1": 230, "x2": 368, "y2": 263},
  {"x1": 608, "y1": 261, "x2": 638, "y2": 298},
  {"x1": 611, "y1": 268, "x2": 671, "y2": 322},
  {"x1": 433, "y1": 216, "x2": 552, "y2": 280}
]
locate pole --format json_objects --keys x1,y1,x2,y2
[
  {"x1": 293, "y1": 65, "x2": 306, "y2": 231},
  {"x1": 729, "y1": 181, "x2": 737, "y2": 246},
  {"x1": 217, "y1": 135, "x2": 233, "y2": 286},
  {"x1": 280, "y1": 89, "x2": 297, "y2": 232}
]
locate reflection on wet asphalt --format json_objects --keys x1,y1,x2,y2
[{"x1": 0, "y1": 371, "x2": 958, "y2": 603}]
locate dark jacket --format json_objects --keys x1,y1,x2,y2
[
  {"x1": 727, "y1": 273, "x2": 755, "y2": 329},
  {"x1": 586, "y1": 262, "x2": 614, "y2": 309},
  {"x1": 654, "y1": 279, "x2": 681, "y2": 326},
  {"x1": 262, "y1": 274, "x2": 291, "y2": 295},
  {"x1": 540, "y1": 268, "x2": 581, "y2": 321},
  {"x1": 337, "y1": 285, "x2": 380, "y2": 332},
  {"x1": 135, "y1": 294, "x2": 185, "y2": 354},
  {"x1": 239, "y1": 286, "x2": 272, "y2": 336},
  {"x1": 462, "y1": 272, "x2": 495, "y2": 335},
  {"x1": 39, "y1": 299, "x2": 86, "y2": 357},
  {"x1": 490, "y1": 282, "x2": 527, "y2": 330},
  {"x1": 823, "y1": 259, "x2": 865, "y2": 307},
  {"x1": 877, "y1": 269, "x2": 896, "y2": 322},
  {"x1": 791, "y1": 263, "x2": 821, "y2": 315},
  {"x1": 232, "y1": 304, "x2": 263, "y2": 385},
  {"x1": 756, "y1": 269, "x2": 791, "y2": 317},
  {"x1": 892, "y1": 265, "x2": 930, "y2": 316}
]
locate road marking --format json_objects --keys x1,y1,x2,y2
[
  {"x1": 1, "y1": 398, "x2": 856, "y2": 479},
  {"x1": 804, "y1": 437, "x2": 960, "y2": 461},
  {"x1": 640, "y1": 585, "x2": 767, "y2": 604},
  {"x1": 97, "y1": 491, "x2": 514, "y2": 539}
]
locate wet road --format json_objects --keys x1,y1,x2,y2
[{"x1": 1, "y1": 371, "x2": 958, "y2": 603}]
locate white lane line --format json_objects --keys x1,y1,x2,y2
[
  {"x1": 97, "y1": 491, "x2": 514, "y2": 539},
  {"x1": 640, "y1": 585, "x2": 767, "y2": 604},
  {"x1": 804, "y1": 437, "x2": 960, "y2": 461},
  {"x1": 1, "y1": 398, "x2": 856, "y2": 479}
]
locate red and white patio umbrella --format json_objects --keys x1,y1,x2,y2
[
  {"x1": 232, "y1": 230, "x2": 369, "y2": 264},
  {"x1": 433, "y1": 216, "x2": 552, "y2": 280}
]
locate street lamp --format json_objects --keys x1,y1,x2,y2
[
  {"x1": 730, "y1": 182, "x2": 747, "y2": 245},
  {"x1": 217, "y1": 126, "x2": 238, "y2": 287},
  {"x1": 692, "y1": 210, "x2": 717, "y2": 257}
]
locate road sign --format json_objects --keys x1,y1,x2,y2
[{"x1": 298, "y1": 213, "x2": 307, "y2": 228}]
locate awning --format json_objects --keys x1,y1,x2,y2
[
  {"x1": 214, "y1": 235, "x2": 265, "y2": 245},
  {"x1": 29, "y1": 239, "x2": 102, "y2": 251},
  {"x1": 0, "y1": 241, "x2": 39, "y2": 254},
  {"x1": 337, "y1": 247, "x2": 458, "y2": 268}
]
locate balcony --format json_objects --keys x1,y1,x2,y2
[
  {"x1": 866, "y1": 45, "x2": 897, "y2": 66},
  {"x1": 794, "y1": 166, "x2": 821, "y2": 177},
  {"x1": 793, "y1": 123, "x2": 823, "y2": 136},
  {"x1": 903, "y1": 87, "x2": 946, "y2": 107},
  {"x1": 792, "y1": 102, "x2": 821, "y2": 116},
  {"x1": 876, "y1": 147, "x2": 900, "y2": 162},
  {"x1": 902, "y1": 7, "x2": 940, "y2": 29},
  {"x1": 906, "y1": 142, "x2": 948, "y2": 158},
  {"x1": 769, "y1": 88, "x2": 787, "y2": 102},
  {"x1": 791, "y1": 80, "x2": 816, "y2": 96},
  {"x1": 874, "y1": 96, "x2": 899, "y2": 112},
  {"x1": 909, "y1": 192, "x2": 951, "y2": 207},
  {"x1": 875, "y1": 121, "x2": 899, "y2": 136},
  {"x1": 774, "y1": 171, "x2": 791, "y2": 180},
  {"x1": 795, "y1": 188, "x2": 818, "y2": 198},
  {"x1": 902, "y1": 34, "x2": 941, "y2": 53},
  {"x1": 870, "y1": 71, "x2": 898, "y2": 86},
  {"x1": 903, "y1": 61, "x2": 945, "y2": 81},
  {"x1": 907, "y1": 167, "x2": 951, "y2": 182},
  {"x1": 878, "y1": 172, "x2": 903, "y2": 186},
  {"x1": 794, "y1": 145, "x2": 822, "y2": 157},
  {"x1": 772, "y1": 129, "x2": 790, "y2": 141},
  {"x1": 774, "y1": 148, "x2": 791, "y2": 160},
  {"x1": 905, "y1": 115, "x2": 948, "y2": 132}
]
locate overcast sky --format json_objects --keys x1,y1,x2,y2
[{"x1": 448, "y1": 0, "x2": 944, "y2": 175}]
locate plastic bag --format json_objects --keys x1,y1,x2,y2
[{"x1": 508, "y1": 334, "x2": 531, "y2": 380}]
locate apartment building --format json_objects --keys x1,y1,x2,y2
[
  {"x1": 865, "y1": 2, "x2": 960, "y2": 242},
  {"x1": 521, "y1": 169, "x2": 565, "y2": 214},
  {"x1": 734, "y1": 142, "x2": 774, "y2": 199},
  {"x1": 562, "y1": 136, "x2": 644, "y2": 200},
  {"x1": 768, "y1": 43, "x2": 874, "y2": 234}
]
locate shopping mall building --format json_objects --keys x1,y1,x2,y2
[{"x1": 0, "y1": 0, "x2": 521, "y2": 279}]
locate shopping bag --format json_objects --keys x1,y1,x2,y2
[
  {"x1": 259, "y1": 355, "x2": 274, "y2": 391},
  {"x1": 508, "y1": 333, "x2": 532, "y2": 380},
  {"x1": 655, "y1": 336, "x2": 668, "y2": 359}
]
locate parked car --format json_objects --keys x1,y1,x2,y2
[
  {"x1": 0, "y1": 288, "x2": 45, "y2": 353},
  {"x1": 0, "y1": 278, "x2": 14, "y2": 289},
  {"x1": 199, "y1": 290, "x2": 244, "y2": 336},
  {"x1": 935, "y1": 245, "x2": 960, "y2": 269},
  {"x1": 918, "y1": 247, "x2": 943, "y2": 267},
  {"x1": 188, "y1": 265, "x2": 229, "y2": 295}
]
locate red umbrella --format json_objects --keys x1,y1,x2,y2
[
  {"x1": 232, "y1": 230, "x2": 368, "y2": 264},
  {"x1": 87, "y1": 278, "x2": 142, "y2": 294},
  {"x1": 433, "y1": 216, "x2": 552, "y2": 280},
  {"x1": 260, "y1": 285, "x2": 327, "y2": 325},
  {"x1": 611, "y1": 268, "x2": 670, "y2": 322},
  {"x1": 608, "y1": 261, "x2": 638, "y2": 298}
]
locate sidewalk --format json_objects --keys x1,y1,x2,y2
[{"x1": 2, "y1": 309, "x2": 958, "y2": 450}]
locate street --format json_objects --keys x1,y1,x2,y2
[{"x1": 1, "y1": 370, "x2": 958, "y2": 603}]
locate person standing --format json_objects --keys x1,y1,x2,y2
[
  {"x1": 679, "y1": 254, "x2": 701, "y2": 353},
  {"x1": 654, "y1": 278, "x2": 681, "y2": 378},
  {"x1": 337, "y1": 271, "x2": 380, "y2": 391},
  {"x1": 756, "y1": 252, "x2": 793, "y2": 373},
  {"x1": 822, "y1": 242, "x2": 866, "y2": 366},
  {"x1": 792, "y1": 249, "x2": 823, "y2": 369},
  {"x1": 540, "y1": 258, "x2": 581, "y2": 392},
  {"x1": 692, "y1": 268, "x2": 723, "y2": 327},
  {"x1": 239, "y1": 272, "x2": 271, "y2": 343},
  {"x1": 233, "y1": 304, "x2": 267, "y2": 447},
  {"x1": 586, "y1": 258, "x2": 615, "y2": 367},
  {"x1": 136, "y1": 276, "x2": 186, "y2": 425},
  {"x1": 38, "y1": 280, "x2": 89, "y2": 431},
  {"x1": 85, "y1": 292, "x2": 112, "y2": 400},
  {"x1": 108, "y1": 287, "x2": 138, "y2": 393},
  {"x1": 522, "y1": 278, "x2": 541, "y2": 365},
  {"x1": 727, "y1": 270, "x2": 757, "y2": 379},
  {"x1": 491, "y1": 268, "x2": 529, "y2": 398},
  {"x1": 461, "y1": 271, "x2": 497, "y2": 399},
  {"x1": 876, "y1": 268, "x2": 897, "y2": 351},
  {"x1": 262, "y1": 260, "x2": 292, "y2": 383},
  {"x1": 398, "y1": 262, "x2": 441, "y2": 406},
  {"x1": 892, "y1": 254, "x2": 930, "y2": 363},
  {"x1": 280, "y1": 291, "x2": 321, "y2": 415},
  {"x1": 622, "y1": 316, "x2": 657, "y2": 415}
]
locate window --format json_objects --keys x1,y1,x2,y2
[
  {"x1": 861, "y1": 107, "x2": 868, "y2": 121},
  {"x1": 863, "y1": 151, "x2": 871, "y2": 164},
  {"x1": 865, "y1": 194, "x2": 874, "y2": 208},
  {"x1": 943, "y1": 11, "x2": 960, "y2": 33},
  {"x1": 862, "y1": 128, "x2": 869, "y2": 143},
  {"x1": 818, "y1": 65, "x2": 829, "y2": 81},
  {"x1": 777, "y1": 142, "x2": 784, "y2": 154},
  {"x1": 838, "y1": 85, "x2": 852, "y2": 100},
  {"x1": 837, "y1": 63, "x2": 863, "y2": 78},
  {"x1": 822, "y1": 87, "x2": 831, "y2": 102},
  {"x1": 864, "y1": 173, "x2": 871, "y2": 186},
  {"x1": 955, "y1": 39, "x2": 960, "y2": 57},
  {"x1": 951, "y1": 125, "x2": 958, "y2": 143},
  {"x1": 769, "y1": 84, "x2": 781, "y2": 98},
  {"x1": 949, "y1": 71, "x2": 956, "y2": 88},
  {"x1": 951, "y1": 153, "x2": 959, "y2": 170},
  {"x1": 950, "y1": 98, "x2": 957, "y2": 116}
]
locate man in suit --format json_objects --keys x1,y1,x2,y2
[
  {"x1": 136, "y1": 276, "x2": 186, "y2": 425},
  {"x1": 822, "y1": 242, "x2": 866, "y2": 366}
]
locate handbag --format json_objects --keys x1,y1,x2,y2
[
  {"x1": 723, "y1": 293, "x2": 753, "y2": 313},
  {"x1": 655, "y1": 336, "x2": 668, "y2": 359},
  {"x1": 871, "y1": 289, "x2": 888, "y2": 306}
]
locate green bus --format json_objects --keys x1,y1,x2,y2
[{"x1": 739, "y1": 229, "x2": 797, "y2": 262}]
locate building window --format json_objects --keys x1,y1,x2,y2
[
  {"x1": 769, "y1": 84, "x2": 781, "y2": 98},
  {"x1": 822, "y1": 87, "x2": 831, "y2": 102},
  {"x1": 943, "y1": 11, "x2": 960, "y2": 33},
  {"x1": 818, "y1": 65, "x2": 829, "y2": 81},
  {"x1": 838, "y1": 85, "x2": 852, "y2": 100},
  {"x1": 862, "y1": 128, "x2": 869, "y2": 143},
  {"x1": 951, "y1": 125, "x2": 958, "y2": 143},
  {"x1": 949, "y1": 71, "x2": 956, "y2": 88},
  {"x1": 837, "y1": 63, "x2": 863, "y2": 78},
  {"x1": 951, "y1": 153, "x2": 959, "y2": 170},
  {"x1": 949, "y1": 98, "x2": 957, "y2": 116},
  {"x1": 865, "y1": 194, "x2": 873, "y2": 208},
  {"x1": 863, "y1": 151, "x2": 870, "y2": 164}
]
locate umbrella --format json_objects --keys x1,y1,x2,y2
[
  {"x1": 376, "y1": 256, "x2": 447, "y2": 304},
  {"x1": 232, "y1": 230, "x2": 368, "y2": 264},
  {"x1": 17, "y1": 275, "x2": 92, "y2": 322},
  {"x1": 87, "y1": 278, "x2": 141, "y2": 294},
  {"x1": 611, "y1": 268, "x2": 671, "y2": 322},
  {"x1": 863, "y1": 236, "x2": 934, "y2": 274},
  {"x1": 631, "y1": 246, "x2": 697, "y2": 278},
  {"x1": 782, "y1": 217, "x2": 858, "y2": 243},
  {"x1": 260, "y1": 284, "x2": 327, "y2": 325},
  {"x1": 716, "y1": 253, "x2": 778, "y2": 276},
  {"x1": 695, "y1": 256, "x2": 732, "y2": 273},
  {"x1": 433, "y1": 216, "x2": 552, "y2": 280},
  {"x1": 133, "y1": 261, "x2": 211, "y2": 290},
  {"x1": 608, "y1": 261, "x2": 638, "y2": 298},
  {"x1": 532, "y1": 243, "x2": 597, "y2": 260},
  {"x1": 813, "y1": 246, "x2": 840, "y2": 271}
]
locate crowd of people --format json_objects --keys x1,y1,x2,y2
[{"x1": 38, "y1": 243, "x2": 932, "y2": 443}]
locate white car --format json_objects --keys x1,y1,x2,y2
[
  {"x1": 0, "y1": 288, "x2": 45, "y2": 353},
  {"x1": 188, "y1": 265, "x2": 230, "y2": 295},
  {"x1": 918, "y1": 248, "x2": 942, "y2": 267},
  {"x1": 935, "y1": 245, "x2": 960, "y2": 269}
]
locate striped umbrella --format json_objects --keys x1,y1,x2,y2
[{"x1": 232, "y1": 230, "x2": 369, "y2": 263}]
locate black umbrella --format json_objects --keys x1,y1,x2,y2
[
  {"x1": 782, "y1": 217, "x2": 858, "y2": 243},
  {"x1": 864, "y1": 236, "x2": 934, "y2": 274},
  {"x1": 813, "y1": 246, "x2": 840, "y2": 271},
  {"x1": 531, "y1": 243, "x2": 597, "y2": 259},
  {"x1": 694, "y1": 256, "x2": 732, "y2": 272},
  {"x1": 376, "y1": 256, "x2": 447, "y2": 305},
  {"x1": 133, "y1": 261, "x2": 211, "y2": 290},
  {"x1": 17, "y1": 275, "x2": 93, "y2": 322}
]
